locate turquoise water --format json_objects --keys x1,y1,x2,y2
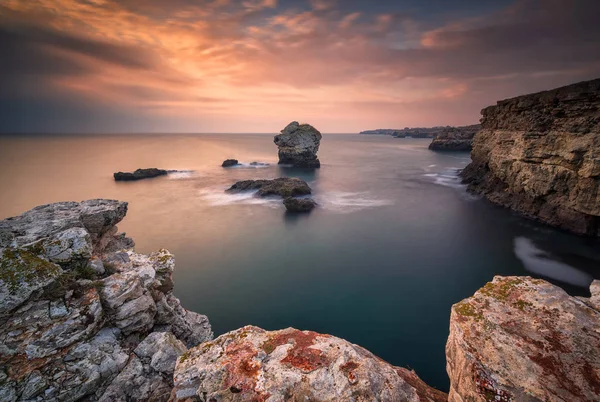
[{"x1": 1, "y1": 133, "x2": 598, "y2": 391}]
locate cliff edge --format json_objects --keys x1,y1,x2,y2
[{"x1": 461, "y1": 78, "x2": 600, "y2": 235}]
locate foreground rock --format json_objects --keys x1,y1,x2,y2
[
  {"x1": 283, "y1": 197, "x2": 316, "y2": 213},
  {"x1": 0, "y1": 200, "x2": 212, "y2": 401},
  {"x1": 447, "y1": 276, "x2": 600, "y2": 402},
  {"x1": 428, "y1": 124, "x2": 480, "y2": 151},
  {"x1": 221, "y1": 159, "x2": 239, "y2": 167},
  {"x1": 461, "y1": 79, "x2": 600, "y2": 235},
  {"x1": 114, "y1": 168, "x2": 168, "y2": 181},
  {"x1": 171, "y1": 326, "x2": 446, "y2": 402},
  {"x1": 227, "y1": 178, "x2": 311, "y2": 198},
  {"x1": 274, "y1": 121, "x2": 322, "y2": 168}
]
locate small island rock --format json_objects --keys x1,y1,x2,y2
[
  {"x1": 283, "y1": 197, "x2": 316, "y2": 212},
  {"x1": 227, "y1": 177, "x2": 311, "y2": 198},
  {"x1": 114, "y1": 168, "x2": 168, "y2": 181},
  {"x1": 221, "y1": 159, "x2": 239, "y2": 167},
  {"x1": 274, "y1": 121, "x2": 322, "y2": 168}
]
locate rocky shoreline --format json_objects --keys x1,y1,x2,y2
[
  {"x1": 428, "y1": 125, "x2": 480, "y2": 151},
  {"x1": 461, "y1": 79, "x2": 600, "y2": 236},
  {"x1": 1, "y1": 200, "x2": 599, "y2": 401}
]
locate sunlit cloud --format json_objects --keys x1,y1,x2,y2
[{"x1": 1, "y1": 0, "x2": 599, "y2": 133}]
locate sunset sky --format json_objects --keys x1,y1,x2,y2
[{"x1": 1, "y1": 0, "x2": 599, "y2": 133}]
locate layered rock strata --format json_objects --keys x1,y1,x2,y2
[
  {"x1": 0, "y1": 200, "x2": 212, "y2": 401},
  {"x1": 447, "y1": 276, "x2": 600, "y2": 402},
  {"x1": 461, "y1": 79, "x2": 600, "y2": 235},
  {"x1": 274, "y1": 121, "x2": 322, "y2": 168}
]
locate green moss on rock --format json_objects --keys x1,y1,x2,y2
[{"x1": 0, "y1": 248, "x2": 61, "y2": 293}]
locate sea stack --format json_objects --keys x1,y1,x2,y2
[
  {"x1": 274, "y1": 121, "x2": 322, "y2": 168},
  {"x1": 461, "y1": 78, "x2": 600, "y2": 236}
]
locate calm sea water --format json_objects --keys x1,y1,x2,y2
[{"x1": 1, "y1": 133, "x2": 599, "y2": 391}]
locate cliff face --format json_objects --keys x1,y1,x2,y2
[
  {"x1": 461, "y1": 79, "x2": 600, "y2": 235},
  {"x1": 428, "y1": 124, "x2": 481, "y2": 151}
]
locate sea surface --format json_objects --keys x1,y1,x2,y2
[{"x1": 1, "y1": 133, "x2": 599, "y2": 391}]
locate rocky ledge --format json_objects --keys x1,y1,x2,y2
[
  {"x1": 0, "y1": 200, "x2": 212, "y2": 401},
  {"x1": 274, "y1": 121, "x2": 322, "y2": 168},
  {"x1": 428, "y1": 124, "x2": 480, "y2": 151},
  {"x1": 170, "y1": 326, "x2": 446, "y2": 402},
  {"x1": 447, "y1": 276, "x2": 600, "y2": 402},
  {"x1": 227, "y1": 178, "x2": 316, "y2": 212},
  {"x1": 461, "y1": 78, "x2": 600, "y2": 235},
  {"x1": 114, "y1": 168, "x2": 168, "y2": 181}
]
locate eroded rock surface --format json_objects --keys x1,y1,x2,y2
[
  {"x1": 461, "y1": 79, "x2": 600, "y2": 235},
  {"x1": 170, "y1": 326, "x2": 446, "y2": 402},
  {"x1": 283, "y1": 197, "x2": 316, "y2": 213},
  {"x1": 447, "y1": 276, "x2": 600, "y2": 402},
  {"x1": 428, "y1": 124, "x2": 480, "y2": 151},
  {"x1": 274, "y1": 121, "x2": 322, "y2": 168},
  {"x1": 221, "y1": 159, "x2": 239, "y2": 167},
  {"x1": 0, "y1": 199, "x2": 212, "y2": 401}
]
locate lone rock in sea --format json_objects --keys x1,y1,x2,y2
[{"x1": 274, "y1": 121, "x2": 322, "y2": 168}]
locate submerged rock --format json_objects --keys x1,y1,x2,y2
[
  {"x1": 227, "y1": 177, "x2": 311, "y2": 198},
  {"x1": 114, "y1": 168, "x2": 168, "y2": 181},
  {"x1": 0, "y1": 200, "x2": 212, "y2": 401},
  {"x1": 171, "y1": 326, "x2": 446, "y2": 402},
  {"x1": 274, "y1": 121, "x2": 322, "y2": 168},
  {"x1": 461, "y1": 79, "x2": 600, "y2": 235},
  {"x1": 283, "y1": 197, "x2": 316, "y2": 212},
  {"x1": 447, "y1": 276, "x2": 600, "y2": 402},
  {"x1": 221, "y1": 159, "x2": 239, "y2": 167},
  {"x1": 428, "y1": 124, "x2": 480, "y2": 151}
]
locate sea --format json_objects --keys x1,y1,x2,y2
[{"x1": 1, "y1": 133, "x2": 598, "y2": 391}]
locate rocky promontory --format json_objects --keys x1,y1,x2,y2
[
  {"x1": 447, "y1": 276, "x2": 600, "y2": 401},
  {"x1": 274, "y1": 121, "x2": 321, "y2": 168},
  {"x1": 461, "y1": 79, "x2": 600, "y2": 235},
  {"x1": 170, "y1": 326, "x2": 446, "y2": 402},
  {"x1": 428, "y1": 124, "x2": 480, "y2": 151},
  {"x1": 0, "y1": 200, "x2": 212, "y2": 401}
]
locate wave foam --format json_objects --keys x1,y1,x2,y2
[
  {"x1": 423, "y1": 169, "x2": 465, "y2": 189},
  {"x1": 315, "y1": 191, "x2": 393, "y2": 213},
  {"x1": 198, "y1": 188, "x2": 280, "y2": 208},
  {"x1": 514, "y1": 237, "x2": 592, "y2": 287},
  {"x1": 167, "y1": 170, "x2": 196, "y2": 179}
]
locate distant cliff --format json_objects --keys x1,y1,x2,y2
[
  {"x1": 462, "y1": 78, "x2": 600, "y2": 235},
  {"x1": 360, "y1": 127, "x2": 446, "y2": 138},
  {"x1": 428, "y1": 124, "x2": 481, "y2": 151}
]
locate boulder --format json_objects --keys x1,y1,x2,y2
[
  {"x1": 170, "y1": 326, "x2": 446, "y2": 402},
  {"x1": 114, "y1": 168, "x2": 168, "y2": 181},
  {"x1": 226, "y1": 177, "x2": 311, "y2": 198},
  {"x1": 221, "y1": 159, "x2": 239, "y2": 167},
  {"x1": 447, "y1": 276, "x2": 600, "y2": 402},
  {"x1": 283, "y1": 197, "x2": 317, "y2": 212},
  {"x1": 274, "y1": 121, "x2": 322, "y2": 168}
]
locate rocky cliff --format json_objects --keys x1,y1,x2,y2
[
  {"x1": 0, "y1": 200, "x2": 212, "y2": 401},
  {"x1": 461, "y1": 79, "x2": 600, "y2": 235},
  {"x1": 274, "y1": 121, "x2": 321, "y2": 168},
  {"x1": 447, "y1": 276, "x2": 600, "y2": 402},
  {"x1": 428, "y1": 125, "x2": 480, "y2": 151}
]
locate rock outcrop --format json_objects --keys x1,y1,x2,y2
[
  {"x1": 221, "y1": 159, "x2": 239, "y2": 168},
  {"x1": 114, "y1": 168, "x2": 168, "y2": 181},
  {"x1": 461, "y1": 79, "x2": 600, "y2": 235},
  {"x1": 170, "y1": 325, "x2": 446, "y2": 402},
  {"x1": 227, "y1": 178, "x2": 312, "y2": 198},
  {"x1": 283, "y1": 197, "x2": 316, "y2": 213},
  {"x1": 274, "y1": 121, "x2": 322, "y2": 168},
  {"x1": 428, "y1": 124, "x2": 480, "y2": 151},
  {"x1": 447, "y1": 276, "x2": 600, "y2": 402},
  {"x1": 0, "y1": 200, "x2": 212, "y2": 401}
]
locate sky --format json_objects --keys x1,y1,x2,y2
[{"x1": 1, "y1": 0, "x2": 599, "y2": 133}]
